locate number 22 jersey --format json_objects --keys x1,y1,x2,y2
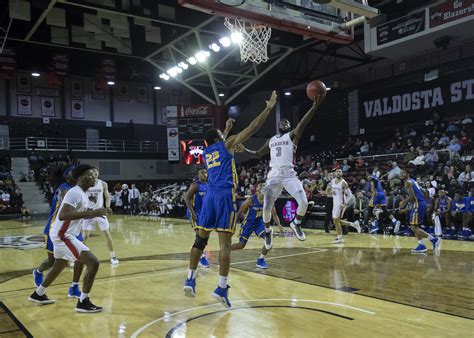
[{"x1": 203, "y1": 141, "x2": 237, "y2": 189}]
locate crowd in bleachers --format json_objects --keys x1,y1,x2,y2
[{"x1": 0, "y1": 155, "x2": 28, "y2": 218}]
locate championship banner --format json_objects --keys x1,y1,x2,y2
[
  {"x1": 167, "y1": 128, "x2": 179, "y2": 161},
  {"x1": 136, "y1": 85, "x2": 148, "y2": 103},
  {"x1": 92, "y1": 79, "x2": 105, "y2": 99},
  {"x1": 376, "y1": 10, "x2": 425, "y2": 46},
  {"x1": 117, "y1": 84, "x2": 130, "y2": 101},
  {"x1": 16, "y1": 72, "x2": 31, "y2": 93},
  {"x1": 359, "y1": 71, "x2": 474, "y2": 129},
  {"x1": 70, "y1": 78, "x2": 84, "y2": 97},
  {"x1": 430, "y1": 0, "x2": 474, "y2": 28},
  {"x1": 40, "y1": 97, "x2": 55, "y2": 117},
  {"x1": 178, "y1": 104, "x2": 215, "y2": 118},
  {"x1": 0, "y1": 47, "x2": 16, "y2": 80},
  {"x1": 17, "y1": 95, "x2": 32, "y2": 115},
  {"x1": 51, "y1": 53, "x2": 69, "y2": 76},
  {"x1": 102, "y1": 58, "x2": 116, "y2": 81},
  {"x1": 71, "y1": 99, "x2": 84, "y2": 119}
]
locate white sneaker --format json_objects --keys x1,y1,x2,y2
[
  {"x1": 289, "y1": 221, "x2": 306, "y2": 241},
  {"x1": 332, "y1": 237, "x2": 344, "y2": 244},
  {"x1": 111, "y1": 258, "x2": 119, "y2": 265},
  {"x1": 264, "y1": 227, "x2": 273, "y2": 250},
  {"x1": 350, "y1": 221, "x2": 361, "y2": 233},
  {"x1": 393, "y1": 221, "x2": 401, "y2": 234}
]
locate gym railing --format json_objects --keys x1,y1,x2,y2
[{"x1": 4, "y1": 137, "x2": 161, "y2": 153}]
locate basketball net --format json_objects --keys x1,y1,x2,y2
[{"x1": 224, "y1": 17, "x2": 271, "y2": 64}]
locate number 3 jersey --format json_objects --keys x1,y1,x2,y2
[
  {"x1": 269, "y1": 132, "x2": 296, "y2": 169},
  {"x1": 86, "y1": 179, "x2": 104, "y2": 210},
  {"x1": 203, "y1": 141, "x2": 237, "y2": 189}
]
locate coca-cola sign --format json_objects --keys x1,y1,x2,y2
[{"x1": 179, "y1": 104, "x2": 215, "y2": 118}]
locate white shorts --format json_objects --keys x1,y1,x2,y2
[
  {"x1": 264, "y1": 167, "x2": 304, "y2": 198},
  {"x1": 332, "y1": 203, "x2": 346, "y2": 219},
  {"x1": 82, "y1": 216, "x2": 110, "y2": 231},
  {"x1": 51, "y1": 236, "x2": 89, "y2": 262}
]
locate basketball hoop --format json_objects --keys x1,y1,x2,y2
[{"x1": 224, "y1": 17, "x2": 272, "y2": 64}]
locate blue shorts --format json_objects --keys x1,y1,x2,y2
[
  {"x1": 239, "y1": 219, "x2": 265, "y2": 243},
  {"x1": 410, "y1": 203, "x2": 426, "y2": 225},
  {"x1": 197, "y1": 186, "x2": 237, "y2": 233},
  {"x1": 45, "y1": 233, "x2": 83, "y2": 252},
  {"x1": 370, "y1": 193, "x2": 387, "y2": 206}
]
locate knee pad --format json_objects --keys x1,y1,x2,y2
[{"x1": 192, "y1": 234, "x2": 209, "y2": 251}]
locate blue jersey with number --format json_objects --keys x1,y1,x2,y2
[
  {"x1": 409, "y1": 179, "x2": 426, "y2": 205},
  {"x1": 452, "y1": 196, "x2": 468, "y2": 212},
  {"x1": 203, "y1": 141, "x2": 237, "y2": 189},
  {"x1": 371, "y1": 175, "x2": 384, "y2": 194},
  {"x1": 43, "y1": 182, "x2": 73, "y2": 235},
  {"x1": 244, "y1": 194, "x2": 264, "y2": 225},
  {"x1": 186, "y1": 180, "x2": 207, "y2": 219},
  {"x1": 437, "y1": 196, "x2": 450, "y2": 212}
]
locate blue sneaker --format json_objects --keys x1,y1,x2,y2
[
  {"x1": 430, "y1": 237, "x2": 442, "y2": 250},
  {"x1": 256, "y1": 258, "x2": 268, "y2": 269},
  {"x1": 458, "y1": 229, "x2": 472, "y2": 241},
  {"x1": 411, "y1": 244, "x2": 428, "y2": 254},
  {"x1": 68, "y1": 284, "x2": 81, "y2": 298},
  {"x1": 199, "y1": 256, "x2": 210, "y2": 268},
  {"x1": 442, "y1": 229, "x2": 452, "y2": 239},
  {"x1": 183, "y1": 278, "x2": 196, "y2": 298},
  {"x1": 33, "y1": 269, "x2": 43, "y2": 287},
  {"x1": 427, "y1": 227, "x2": 435, "y2": 235},
  {"x1": 403, "y1": 227, "x2": 413, "y2": 236},
  {"x1": 369, "y1": 221, "x2": 379, "y2": 234},
  {"x1": 212, "y1": 285, "x2": 231, "y2": 309}
]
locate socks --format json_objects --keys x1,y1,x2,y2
[
  {"x1": 259, "y1": 254, "x2": 265, "y2": 259},
  {"x1": 188, "y1": 269, "x2": 196, "y2": 280},
  {"x1": 265, "y1": 226, "x2": 272, "y2": 233},
  {"x1": 200, "y1": 254, "x2": 206, "y2": 259},
  {"x1": 418, "y1": 239, "x2": 425, "y2": 245},
  {"x1": 71, "y1": 282, "x2": 79, "y2": 287},
  {"x1": 80, "y1": 292, "x2": 89, "y2": 302},
  {"x1": 337, "y1": 235, "x2": 342, "y2": 239},
  {"x1": 36, "y1": 285, "x2": 46, "y2": 296},
  {"x1": 110, "y1": 251, "x2": 116, "y2": 258},
  {"x1": 293, "y1": 218, "x2": 301, "y2": 225},
  {"x1": 218, "y1": 275, "x2": 228, "y2": 289}
]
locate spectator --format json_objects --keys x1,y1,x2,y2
[
  {"x1": 457, "y1": 165, "x2": 474, "y2": 189},
  {"x1": 383, "y1": 161, "x2": 401, "y2": 187},
  {"x1": 460, "y1": 131, "x2": 471, "y2": 151},
  {"x1": 360, "y1": 141, "x2": 369, "y2": 154},
  {"x1": 354, "y1": 191, "x2": 369, "y2": 227},
  {"x1": 409, "y1": 149, "x2": 425, "y2": 167},
  {"x1": 341, "y1": 159, "x2": 351, "y2": 173},
  {"x1": 355, "y1": 155, "x2": 365, "y2": 169},
  {"x1": 424, "y1": 148, "x2": 439, "y2": 170},
  {"x1": 448, "y1": 138, "x2": 462, "y2": 159},
  {"x1": 461, "y1": 115, "x2": 472, "y2": 125},
  {"x1": 446, "y1": 121, "x2": 459, "y2": 133},
  {"x1": 404, "y1": 146, "x2": 417, "y2": 162},
  {"x1": 438, "y1": 133, "x2": 450, "y2": 147}
]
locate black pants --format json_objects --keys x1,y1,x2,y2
[
  {"x1": 324, "y1": 197, "x2": 333, "y2": 232},
  {"x1": 130, "y1": 198, "x2": 139, "y2": 215}
]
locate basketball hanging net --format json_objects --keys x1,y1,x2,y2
[{"x1": 224, "y1": 17, "x2": 271, "y2": 64}]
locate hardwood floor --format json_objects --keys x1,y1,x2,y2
[{"x1": 0, "y1": 216, "x2": 472, "y2": 337}]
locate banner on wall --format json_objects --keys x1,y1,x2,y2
[
  {"x1": 92, "y1": 79, "x2": 105, "y2": 99},
  {"x1": 178, "y1": 104, "x2": 215, "y2": 118},
  {"x1": 429, "y1": 0, "x2": 474, "y2": 28},
  {"x1": 136, "y1": 85, "x2": 148, "y2": 103},
  {"x1": 70, "y1": 78, "x2": 84, "y2": 97},
  {"x1": 51, "y1": 53, "x2": 69, "y2": 76},
  {"x1": 71, "y1": 99, "x2": 84, "y2": 119},
  {"x1": 359, "y1": 71, "x2": 474, "y2": 128},
  {"x1": 102, "y1": 58, "x2": 116, "y2": 81},
  {"x1": 17, "y1": 95, "x2": 32, "y2": 115},
  {"x1": 40, "y1": 97, "x2": 55, "y2": 117},
  {"x1": 376, "y1": 10, "x2": 425, "y2": 46},
  {"x1": 117, "y1": 84, "x2": 130, "y2": 101},
  {"x1": 166, "y1": 106, "x2": 179, "y2": 161},
  {"x1": 16, "y1": 72, "x2": 31, "y2": 93},
  {"x1": 0, "y1": 48, "x2": 16, "y2": 80}
]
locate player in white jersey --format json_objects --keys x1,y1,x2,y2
[
  {"x1": 325, "y1": 169, "x2": 361, "y2": 244},
  {"x1": 28, "y1": 164, "x2": 112, "y2": 313},
  {"x1": 244, "y1": 94, "x2": 326, "y2": 245},
  {"x1": 82, "y1": 168, "x2": 119, "y2": 265}
]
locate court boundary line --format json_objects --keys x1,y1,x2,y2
[
  {"x1": 0, "y1": 301, "x2": 33, "y2": 337},
  {"x1": 131, "y1": 298, "x2": 375, "y2": 337}
]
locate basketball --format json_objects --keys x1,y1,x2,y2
[{"x1": 306, "y1": 80, "x2": 327, "y2": 101}]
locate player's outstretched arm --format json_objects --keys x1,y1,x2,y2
[
  {"x1": 290, "y1": 94, "x2": 326, "y2": 145},
  {"x1": 226, "y1": 91, "x2": 277, "y2": 150},
  {"x1": 242, "y1": 138, "x2": 271, "y2": 159},
  {"x1": 222, "y1": 118, "x2": 235, "y2": 140}
]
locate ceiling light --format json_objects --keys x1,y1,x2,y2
[
  {"x1": 178, "y1": 62, "x2": 188, "y2": 69},
  {"x1": 187, "y1": 57, "x2": 197, "y2": 65},
  {"x1": 195, "y1": 51, "x2": 206, "y2": 62},
  {"x1": 230, "y1": 32, "x2": 243, "y2": 44},
  {"x1": 154, "y1": 86, "x2": 161, "y2": 90},
  {"x1": 31, "y1": 72, "x2": 40, "y2": 77},
  {"x1": 218, "y1": 93, "x2": 224, "y2": 97},
  {"x1": 326, "y1": 87, "x2": 332, "y2": 91},
  {"x1": 167, "y1": 68, "x2": 178, "y2": 77},
  {"x1": 107, "y1": 81, "x2": 115, "y2": 85},
  {"x1": 284, "y1": 91, "x2": 291, "y2": 96},
  {"x1": 219, "y1": 36, "x2": 231, "y2": 47},
  {"x1": 204, "y1": 50, "x2": 211, "y2": 57},
  {"x1": 161, "y1": 74, "x2": 170, "y2": 80},
  {"x1": 175, "y1": 66, "x2": 183, "y2": 74},
  {"x1": 209, "y1": 43, "x2": 221, "y2": 52}
]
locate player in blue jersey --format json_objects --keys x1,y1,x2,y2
[
  {"x1": 450, "y1": 190, "x2": 471, "y2": 240},
  {"x1": 32, "y1": 165, "x2": 87, "y2": 298},
  {"x1": 184, "y1": 168, "x2": 210, "y2": 268},
  {"x1": 399, "y1": 170, "x2": 441, "y2": 253},
  {"x1": 231, "y1": 181, "x2": 282, "y2": 269},
  {"x1": 184, "y1": 91, "x2": 277, "y2": 308},
  {"x1": 367, "y1": 174, "x2": 400, "y2": 234},
  {"x1": 433, "y1": 189, "x2": 452, "y2": 238}
]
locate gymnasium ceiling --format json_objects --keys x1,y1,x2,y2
[{"x1": 0, "y1": 0, "x2": 444, "y2": 104}]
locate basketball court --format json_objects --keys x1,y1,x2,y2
[{"x1": 0, "y1": 216, "x2": 472, "y2": 337}]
